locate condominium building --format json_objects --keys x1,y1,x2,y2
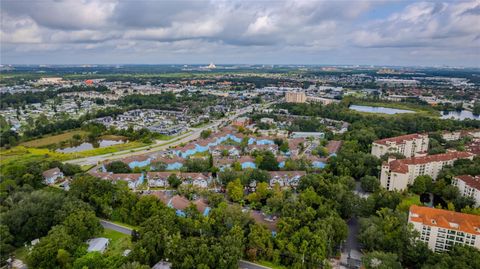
[
  {"x1": 452, "y1": 175, "x2": 480, "y2": 207},
  {"x1": 371, "y1": 133, "x2": 429, "y2": 158},
  {"x1": 408, "y1": 205, "x2": 480, "y2": 252},
  {"x1": 285, "y1": 91, "x2": 306, "y2": 103},
  {"x1": 380, "y1": 151, "x2": 475, "y2": 191}
]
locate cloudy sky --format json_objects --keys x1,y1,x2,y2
[{"x1": 1, "y1": 0, "x2": 479, "y2": 66}]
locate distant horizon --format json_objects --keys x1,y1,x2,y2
[{"x1": 2, "y1": 63, "x2": 480, "y2": 69}]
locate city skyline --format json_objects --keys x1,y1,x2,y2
[{"x1": 1, "y1": 0, "x2": 479, "y2": 67}]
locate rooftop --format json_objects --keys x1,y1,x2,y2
[
  {"x1": 455, "y1": 175, "x2": 480, "y2": 191},
  {"x1": 374, "y1": 133, "x2": 427, "y2": 146},
  {"x1": 409, "y1": 205, "x2": 480, "y2": 235}
]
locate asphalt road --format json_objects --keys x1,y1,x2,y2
[
  {"x1": 64, "y1": 103, "x2": 275, "y2": 166},
  {"x1": 100, "y1": 220, "x2": 133, "y2": 235},
  {"x1": 238, "y1": 260, "x2": 272, "y2": 269}
]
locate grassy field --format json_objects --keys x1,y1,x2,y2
[
  {"x1": 102, "y1": 228, "x2": 132, "y2": 257},
  {"x1": 0, "y1": 141, "x2": 148, "y2": 168},
  {"x1": 20, "y1": 130, "x2": 88, "y2": 148}
]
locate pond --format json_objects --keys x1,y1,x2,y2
[
  {"x1": 349, "y1": 105, "x2": 415, "y2": 115},
  {"x1": 441, "y1": 110, "x2": 480, "y2": 120},
  {"x1": 56, "y1": 139, "x2": 126, "y2": 153}
]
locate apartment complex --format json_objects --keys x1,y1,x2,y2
[
  {"x1": 452, "y1": 175, "x2": 480, "y2": 207},
  {"x1": 371, "y1": 133, "x2": 429, "y2": 158},
  {"x1": 380, "y1": 151, "x2": 474, "y2": 191},
  {"x1": 408, "y1": 205, "x2": 480, "y2": 252},
  {"x1": 285, "y1": 91, "x2": 306, "y2": 103}
]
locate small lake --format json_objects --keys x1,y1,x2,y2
[
  {"x1": 349, "y1": 105, "x2": 415, "y2": 115},
  {"x1": 441, "y1": 110, "x2": 480, "y2": 121},
  {"x1": 56, "y1": 139, "x2": 126, "y2": 153}
]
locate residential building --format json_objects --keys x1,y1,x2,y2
[
  {"x1": 452, "y1": 175, "x2": 480, "y2": 207},
  {"x1": 285, "y1": 91, "x2": 306, "y2": 103},
  {"x1": 380, "y1": 151, "x2": 475, "y2": 191},
  {"x1": 86, "y1": 238, "x2": 110, "y2": 253},
  {"x1": 42, "y1": 167, "x2": 64, "y2": 185},
  {"x1": 408, "y1": 205, "x2": 480, "y2": 252},
  {"x1": 269, "y1": 171, "x2": 306, "y2": 188},
  {"x1": 441, "y1": 131, "x2": 462, "y2": 141},
  {"x1": 232, "y1": 117, "x2": 251, "y2": 127},
  {"x1": 371, "y1": 133, "x2": 429, "y2": 158},
  {"x1": 306, "y1": 96, "x2": 340, "y2": 105},
  {"x1": 291, "y1": 132, "x2": 325, "y2": 139}
]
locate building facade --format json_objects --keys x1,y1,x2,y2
[
  {"x1": 371, "y1": 133, "x2": 429, "y2": 158},
  {"x1": 452, "y1": 175, "x2": 480, "y2": 207},
  {"x1": 408, "y1": 205, "x2": 480, "y2": 252},
  {"x1": 380, "y1": 151, "x2": 475, "y2": 191},
  {"x1": 285, "y1": 91, "x2": 306, "y2": 103}
]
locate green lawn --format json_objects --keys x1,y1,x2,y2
[
  {"x1": 102, "y1": 228, "x2": 132, "y2": 257},
  {"x1": 14, "y1": 246, "x2": 29, "y2": 261},
  {"x1": 397, "y1": 194, "x2": 422, "y2": 212}
]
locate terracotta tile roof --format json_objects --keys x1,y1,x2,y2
[
  {"x1": 214, "y1": 157, "x2": 236, "y2": 165},
  {"x1": 157, "y1": 157, "x2": 185, "y2": 164},
  {"x1": 169, "y1": 195, "x2": 191, "y2": 211},
  {"x1": 238, "y1": 156, "x2": 255, "y2": 163},
  {"x1": 326, "y1": 140, "x2": 342, "y2": 154},
  {"x1": 288, "y1": 138, "x2": 306, "y2": 150},
  {"x1": 409, "y1": 205, "x2": 480, "y2": 235},
  {"x1": 121, "y1": 155, "x2": 150, "y2": 164},
  {"x1": 248, "y1": 144, "x2": 278, "y2": 150},
  {"x1": 455, "y1": 175, "x2": 480, "y2": 191},
  {"x1": 106, "y1": 173, "x2": 142, "y2": 182},
  {"x1": 374, "y1": 133, "x2": 426, "y2": 146},
  {"x1": 180, "y1": 172, "x2": 211, "y2": 180},
  {"x1": 42, "y1": 167, "x2": 62, "y2": 178},
  {"x1": 147, "y1": 172, "x2": 179, "y2": 179},
  {"x1": 169, "y1": 195, "x2": 209, "y2": 213},
  {"x1": 250, "y1": 210, "x2": 278, "y2": 231},
  {"x1": 149, "y1": 191, "x2": 172, "y2": 204},
  {"x1": 387, "y1": 151, "x2": 474, "y2": 173}
]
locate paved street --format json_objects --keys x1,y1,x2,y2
[
  {"x1": 64, "y1": 102, "x2": 276, "y2": 166},
  {"x1": 64, "y1": 104, "x2": 260, "y2": 166},
  {"x1": 100, "y1": 220, "x2": 133, "y2": 235}
]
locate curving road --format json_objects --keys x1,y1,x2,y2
[{"x1": 64, "y1": 104, "x2": 264, "y2": 166}]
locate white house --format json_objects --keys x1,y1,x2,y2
[
  {"x1": 86, "y1": 238, "x2": 110, "y2": 253},
  {"x1": 42, "y1": 167, "x2": 64, "y2": 185}
]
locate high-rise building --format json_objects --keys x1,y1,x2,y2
[
  {"x1": 285, "y1": 91, "x2": 306, "y2": 103},
  {"x1": 380, "y1": 151, "x2": 474, "y2": 191},
  {"x1": 371, "y1": 133, "x2": 429, "y2": 158},
  {"x1": 408, "y1": 205, "x2": 480, "y2": 252}
]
